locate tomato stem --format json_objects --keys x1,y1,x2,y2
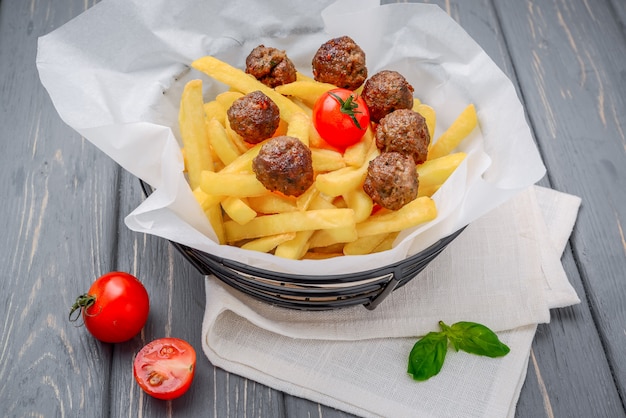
[
  {"x1": 328, "y1": 91, "x2": 363, "y2": 130},
  {"x1": 69, "y1": 294, "x2": 96, "y2": 322}
]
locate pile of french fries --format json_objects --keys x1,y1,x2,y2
[{"x1": 177, "y1": 55, "x2": 477, "y2": 260}]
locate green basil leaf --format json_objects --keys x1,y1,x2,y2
[
  {"x1": 445, "y1": 321, "x2": 510, "y2": 358},
  {"x1": 407, "y1": 331, "x2": 449, "y2": 381}
]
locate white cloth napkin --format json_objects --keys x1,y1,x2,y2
[{"x1": 201, "y1": 185, "x2": 581, "y2": 418}]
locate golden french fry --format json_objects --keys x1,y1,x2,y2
[
  {"x1": 311, "y1": 148, "x2": 346, "y2": 172},
  {"x1": 274, "y1": 230, "x2": 314, "y2": 260},
  {"x1": 296, "y1": 72, "x2": 315, "y2": 82},
  {"x1": 342, "y1": 188, "x2": 374, "y2": 223},
  {"x1": 241, "y1": 232, "x2": 297, "y2": 253},
  {"x1": 206, "y1": 118, "x2": 241, "y2": 166},
  {"x1": 247, "y1": 193, "x2": 298, "y2": 214},
  {"x1": 193, "y1": 187, "x2": 225, "y2": 244},
  {"x1": 356, "y1": 197, "x2": 437, "y2": 237},
  {"x1": 215, "y1": 91, "x2": 244, "y2": 109},
  {"x1": 201, "y1": 171, "x2": 267, "y2": 197},
  {"x1": 224, "y1": 208, "x2": 355, "y2": 242},
  {"x1": 275, "y1": 80, "x2": 337, "y2": 107},
  {"x1": 343, "y1": 126, "x2": 374, "y2": 167},
  {"x1": 204, "y1": 101, "x2": 227, "y2": 125},
  {"x1": 221, "y1": 196, "x2": 257, "y2": 225},
  {"x1": 308, "y1": 226, "x2": 358, "y2": 249},
  {"x1": 296, "y1": 186, "x2": 319, "y2": 211},
  {"x1": 192, "y1": 56, "x2": 303, "y2": 122},
  {"x1": 179, "y1": 80, "x2": 213, "y2": 189},
  {"x1": 343, "y1": 232, "x2": 390, "y2": 255},
  {"x1": 224, "y1": 117, "x2": 252, "y2": 154},
  {"x1": 414, "y1": 103, "x2": 436, "y2": 143},
  {"x1": 286, "y1": 112, "x2": 311, "y2": 146},
  {"x1": 428, "y1": 104, "x2": 477, "y2": 160},
  {"x1": 417, "y1": 152, "x2": 466, "y2": 189},
  {"x1": 315, "y1": 147, "x2": 378, "y2": 197},
  {"x1": 372, "y1": 232, "x2": 399, "y2": 253}
]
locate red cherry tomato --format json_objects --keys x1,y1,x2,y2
[
  {"x1": 69, "y1": 272, "x2": 150, "y2": 343},
  {"x1": 312, "y1": 88, "x2": 370, "y2": 149},
  {"x1": 133, "y1": 337, "x2": 196, "y2": 400}
]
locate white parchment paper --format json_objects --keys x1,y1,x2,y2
[{"x1": 37, "y1": 0, "x2": 545, "y2": 275}]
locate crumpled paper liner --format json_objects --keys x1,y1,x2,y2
[{"x1": 36, "y1": 0, "x2": 545, "y2": 275}]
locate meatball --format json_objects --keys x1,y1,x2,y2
[
  {"x1": 227, "y1": 91, "x2": 280, "y2": 144},
  {"x1": 361, "y1": 70, "x2": 414, "y2": 123},
  {"x1": 245, "y1": 45, "x2": 297, "y2": 88},
  {"x1": 363, "y1": 152, "x2": 418, "y2": 211},
  {"x1": 375, "y1": 109, "x2": 430, "y2": 165},
  {"x1": 311, "y1": 36, "x2": 367, "y2": 91},
  {"x1": 252, "y1": 136, "x2": 314, "y2": 197}
]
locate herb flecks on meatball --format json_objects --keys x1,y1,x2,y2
[
  {"x1": 252, "y1": 136, "x2": 314, "y2": 197},
  {"x1": 227, "y1": 91, "x2": 280, "y2": 144},
  {"x1": 362, "y1": 70, "x2": 414, "y2": 123},
  {"x1": 312, "y1": 36, "x2": 367, "y2": 91},
  {"x1": 375, "y1": 109, "x2": 430, "y2": 165},
  {"x1": 363, "y1": 152, "x2": 418, "y2": 211},
  {"x1": 245, "y1": 45, "x2": 297, "y2": 88}
]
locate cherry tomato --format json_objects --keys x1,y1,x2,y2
[
  {"x1": 133, "y1": 337, "x2": 196, "y2": 400},
  {"x1": 312, "y1": 88, "x2": 370, "y2": 149},
  {"x1": 69, "y1": 272, "x2": 150, "y2": 343}
]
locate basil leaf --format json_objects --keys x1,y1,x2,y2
[
  {"x1": 407, "y1": 331, "x2": 448, "y2": 381},
  {"x1": 443, "y1": 321, "x2": 510, "y2": 358}
]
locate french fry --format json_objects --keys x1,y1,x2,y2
[
  {"x1": 372, "y1": 232, "x2": 399, "y2": 253},
  {"x1": 315, "y1": 147, "x2": 378, "y2": 197},
  {"x1": 285, "y1": 112, "x2": 311, "y2": 146},
  {"x1": 221, "y1": 196, "x2": 257, "y2": 225},
  {"x1": 204, "y1": 101, "x2": 227, "y2": 125},
  {"x1": 200, "y1": 171, "x2": 267, "y2": 197},
  {"x1": 428, "y1": 104, "x2": 477, "y2": 160},
  {"x1": 192, "y1": 56, "x2": 303, "y2": 122},
  {"x1": 417, "y1": 152, "x2": 467, "y2": 190},
  {"x1": 414, "y1": 103, "x2": 436, "y2": 143},
  {"x1": 223, "y1": 208, "x2": 356, "y2": 242},
  {"x1": 247, "y1": 193, "x2": 298, "y2": 214},
  {"x1": 224, "y1": 117, "x2": 252, "y2": 154},
  {"x1": 343, "y1": 232, "x2": 390, "y2": 255},
  {"x1": 311, "y1": 148, "x2": 346, "y2": 172},
  {"x1": 356, "y1": 196, "x2": 437, "y2": 237},
  {"x1": 179, "y1": 79, "x2": 213, "y2": 189},
  {"x1": 206, "y1": 118, "x2": 241, "y2": 166},
  {"x1": 193, "y1": 188, "x2": 225, "y2": 244},
  {"x1": 215, "y1": 91, "x2": 244, "y2": 109},
  {"x1": 275, "y1": 80, "x2": 336, "y2": 107},
  {"x1": 342, "y1": 188, "x2": 374, "y2": 223},
  {"x1": 274, "y1": 230, "x2": 314, "y2": 260},
  {"x1": 241, "y1": 232, "x2": 297, "y2": 253},
  {"x1": 343, "y1": 126, "x2": 374, "y2": 167}
]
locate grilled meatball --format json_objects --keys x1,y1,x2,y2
[
  {"x1": 311, "y1": 36, "x2": 367, "y2": 91},
  {"x1": 252, "y1": 136, "x2": 314, "y2": 197},
  {"x1": 245, "y1": 45, "x2": 297, "y2": 88},
  {"x1": 375, "y1": 109, "x2": 430, "y2": 165},
  {"x1": 227, "y1": 91, "x2": 280, "y2": 144},
  {"x1": 361, "y1": 70, "x2": 414, "y2": 123},
  {"x1": 363, "y1": 152, "x2": 418, "y2": 211}
]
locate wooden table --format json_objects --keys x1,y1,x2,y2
[{"x1": 2, "y1": 0, "x2": 625, "y2": 416}]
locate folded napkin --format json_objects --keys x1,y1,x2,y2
[{"x1": 201, "y1": 186, "x2": 581, "y2": 418}]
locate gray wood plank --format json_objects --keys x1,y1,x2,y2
[
  {"x1": 0, "y1": 0, "x2": 118, "y2": 416},
  {"x1": 493, "y1": 0, "x2": 626, "y2": 408}
]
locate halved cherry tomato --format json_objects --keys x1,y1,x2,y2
[
  {"x1": 69, "y1": 271, "x2": 149, "y2": 343},
  {"x1": 133, "y1": 337, "x2": 196, "y2": 400},
  {"x1": 312, "y1": 88, "x2": 370, "y2": 149}
]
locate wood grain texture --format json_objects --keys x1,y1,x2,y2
[
  {"x1": 493, "y1": 0, "x2": 626, "y2": 411},
  {"x1": 1, "y1": 0, "x2": 625, "y2": 417}
]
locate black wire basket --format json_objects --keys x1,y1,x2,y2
[{"x1": 140, "y1": 180, "x2": 465, "y2": 310}]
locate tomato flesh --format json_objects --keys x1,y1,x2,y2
[
  {"x1": 77, "y1": 272, "x2": 150, "y2": 343},
  {"x1": 133, "y1": 338, "x2": 196, "y2": 400},
  {"x1": 312, "y1": 88, "x2": 370, "y2": 149}
]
